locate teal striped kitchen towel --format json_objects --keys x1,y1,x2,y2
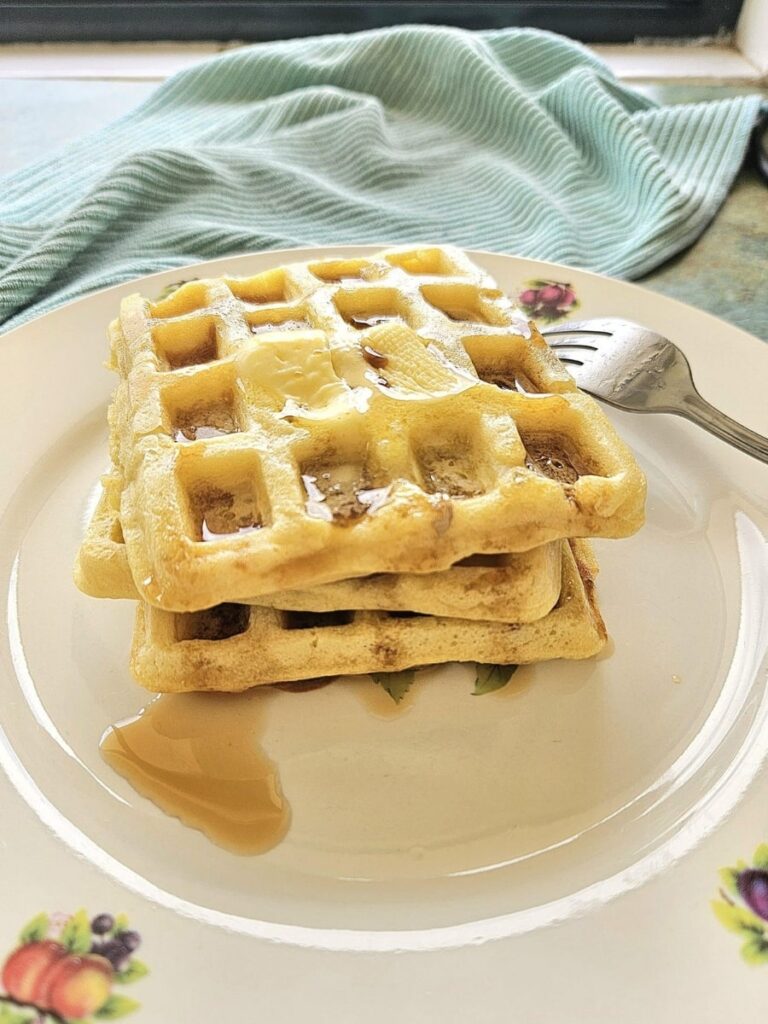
[{"x1": 0, "y1": 26, "x2": 761, "y2": 330}]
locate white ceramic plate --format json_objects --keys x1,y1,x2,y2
[{"x1": 1, "y1": 247, "x2": 767, "y2": 1024}]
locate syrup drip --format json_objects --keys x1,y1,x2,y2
[
  {"x1": 349, "y1": 314, "x2": 398, "y2": 330},
  {"x1": 100, "y1": 691, "x2": 288, "y2": 855},
  {"x1": 192, "y1": 483, "x2": 261, "y2": 540},
  {"x1": 361, "y1": 345, "x2": 389, "y2": 369},
  {"x1": 201, "y1": 520, "x2": 260, "y2": 541}
]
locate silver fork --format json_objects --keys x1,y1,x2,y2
[{"x1": 542, "y1": 317, "x2": 768, "y2": 465}]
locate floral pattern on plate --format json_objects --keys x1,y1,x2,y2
[
  {"x1": 517, "y1": 280, "x2": 578, "y2": 322},
  {"x1": 0, "y1": 909, "x2": 147, "y2": 1022},
  {"x1": 712, "y1": 844, "x2": 768, "y2": 965}
]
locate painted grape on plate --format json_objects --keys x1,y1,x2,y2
[
  {"x1": 517, "y1": 280, "x2": 578, "y2": 322},
  {"x1": 0, "y1": 909, "x2": 148, "y2": 1023},
  {"x1": 712, "y1": 844, "x2": 768, "y2": 964}
]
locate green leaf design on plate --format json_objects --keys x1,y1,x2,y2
[
  {"x1": 473, "y1": 664, "x2": 518, "y2": 696},
  {"x1": 95, "y1": 994, "x2": 141, "y2": 1020},
  {"x1": 371, "y1": 670, "x2": 415, "y2": 704},
  {"x1": 18, "y1": 911, "x2": 49, "y2": 944},
  {"x1": 116, "y1": 959, "x2": 149, "y2": 985},
  {"x1": 718, "y1": 867, "x2": 741, "y2": 897},
  {"x1": 752, "y1": 844, "x2": 768, "y2": 870},
  {"x1": 60, "y1": 908, "x2": 92, "y2": 955},
  {"x1": 741, "y1": 935, "x2": 768, "y2": 965},
  {"x1": 113, "y1": 913, "x2": 130, "y2": 934},
  {"x1": 711, "y1": 900, "x2": 765, "y2": 936},
  {"x1": 0, "y1": 1003, "x2": 38, "y2": 1024}
]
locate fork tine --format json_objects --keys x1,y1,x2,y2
[
  {"x1": 544, "y1": 327, "x2": 612, "y2": 338},
  {"x1": 541, "y1": 319, "x2": 614, "y2": 336},
  {"x1": 548, "y1": 343, "x2": 597, "y2": 361},
  {"x1": 547, "y1": 341, "x2": 599, "y2": 352}
]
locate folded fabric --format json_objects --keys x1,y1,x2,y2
[{"x1": 0, "y1": 25, "x2": 761, "y2": 330}]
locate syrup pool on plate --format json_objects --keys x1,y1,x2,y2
[
  {"x1": 100, "y1": 690, "x2": 289, "y2": 854},
  {"x1": 100, "y1": 680, "x2": 412, "y2": 853}
]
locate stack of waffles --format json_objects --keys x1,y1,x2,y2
[{"x1": 75, "y1": 246, "x2": 646, "y2": 693}]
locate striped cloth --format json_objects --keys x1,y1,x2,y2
[{"x1": 0, "y1": 26, "x2": 761, "y2": 330}]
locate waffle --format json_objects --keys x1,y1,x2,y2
[
  {"x1": 131, "y1": 541, "x2": 606, "y2": 693},
  {"x1": 101, "y1": 245, "x2": 646, "y2": 611},
  {"x1": 76, "y1": 473, "x2": 564, "y2": 622},
  {"x1": 76, "y1": 475, "x2": 135, "y2": 599}
]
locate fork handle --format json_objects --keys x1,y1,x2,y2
[{"x1": 678, "y1": 391, "x2": 768, "y2": 464}]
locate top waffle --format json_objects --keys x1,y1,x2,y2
[{"x1": 108, "y1": 246, "x2": 645, "y2": 611}]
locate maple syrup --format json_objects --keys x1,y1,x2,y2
[
  {"x1": 302, "y1": 462, "x2": 389, "y2": 522},
  {"x1": 173, "y1": 397, "x2": 240, "y2": 443},
  {"x1": 361, "y1": 345, "x2": 389, "y2": 369},
  {"x1": 100, "y1": 690, "x2": 289, "y2": 854},
  {"x1": 523, "y1": 434, "x2": 585, "y2": 484},
  {"x1": 418, "y1": 448, "x2": 483, "y2": 498},
  {"x1": 99, "y1": 679, "x2": 423, "y2": 853},
  {"x1": 188, "y1": 481, "x2": 262, "y2": 540},
  {"x1": 349, "y1": 314, "x2": 398, "y2": 330},
  {"x1": 163, "y1": 332, "x2": 218, "y2": 370}
]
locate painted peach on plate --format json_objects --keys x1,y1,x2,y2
[{"x1": 0, "y1": 909, "x2": 147, "y2": 1021}]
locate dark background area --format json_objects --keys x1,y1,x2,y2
[{"x1": 2, "y1": 0, "x2": 746, "y2": 44}]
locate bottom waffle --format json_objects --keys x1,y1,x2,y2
[
  {"x1": 131, "y1": 540, "x2": 606, "y2": 693},
  {"x1": 77, "y1": 474, "x2": 563, "y2": 622}
]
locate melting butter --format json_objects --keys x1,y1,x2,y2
[
  {"x1": 100, "y1": 690, "x2": 289, "y2": 855},
  {"x1": 237, "y1": 329, "x2": 364, "y2": 418}
]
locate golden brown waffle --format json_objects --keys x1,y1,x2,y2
[
  {"x1": 76, "y1": 473, "x2": 563, "y2": 622},
  {"x1": 104, "y1": 245, "x2": 645, "y2": 611},
  {"x1": 76, "y1": 475, "x2": 135, "y2": 599},
  {"x1": 131, "y1": 541, "x2": 606, "y2": 693},
  {"x1": 249, "y1": 550, "x2": 562, "y2": 622}
]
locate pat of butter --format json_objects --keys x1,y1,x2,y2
[{"x1": 237, "y1": 330, "x2": 362, "y2": 417}]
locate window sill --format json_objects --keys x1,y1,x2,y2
[
  {"x1": 0, "y1": 40, "x2": 763, "y2": 84},
  {"x1": 592, "y1": 43, "x2": 762, "y2": 82}
]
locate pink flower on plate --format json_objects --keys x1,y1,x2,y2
[{"x1": 517, "y1": 280, "x2": 578, "y2": 323}]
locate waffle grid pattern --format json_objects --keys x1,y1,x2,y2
[
  {"x1": 104, "y1": 245, "x2": 645, "y2": 612},
  {"x1": 76, "y1": 474, "x2": 564, "y2": 623}
]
